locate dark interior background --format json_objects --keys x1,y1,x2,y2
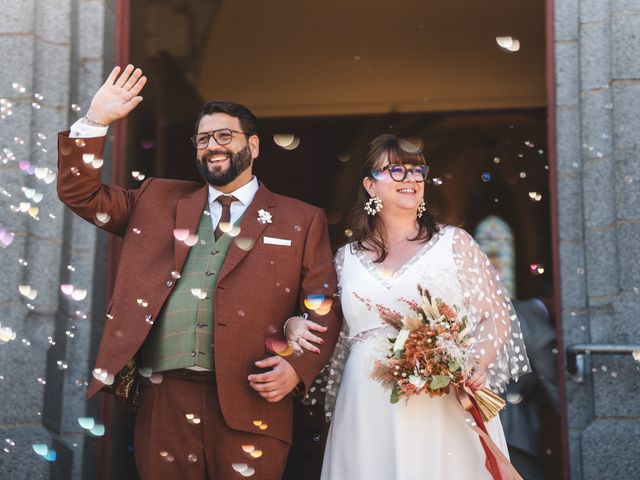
[{"x1": 104, "y1": 1, "x2": 562, "y2": 479}]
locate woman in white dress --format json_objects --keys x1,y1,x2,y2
[{"x1": 286, "y1": 134, "x2": 530, "y2": 480}]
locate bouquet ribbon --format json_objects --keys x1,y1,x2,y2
[{"x1": 455, "y1": 387, "x2": 523, "y2": 480}]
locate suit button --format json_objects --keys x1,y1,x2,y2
[
  {"x1": 196, "y1": 322, "x2": 206, "y2": 328},
  {"x1": 166, "y1": 280, "x2": 173, "y2": 287},
  {"x1": 210, "y1": 249, "x2": 219, "y2": 256},
  {"x1": 191, "y1": 351, "x2": 197, "y2": 357}
]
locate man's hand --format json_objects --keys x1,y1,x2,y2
[
  {"x1": 85, "y1": 65, "x2": 147, "y2": 125},
  {"x1": 248, "y1": 356, "x2": 302, "y2": 402}
]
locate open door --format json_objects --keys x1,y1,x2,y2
[{"x1": 102, "y1": 1, "x2": 566, "y2": 478}]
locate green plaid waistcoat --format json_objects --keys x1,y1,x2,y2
[{"x1": 141, "y1": 208, "x2": 238, "y2": 372}]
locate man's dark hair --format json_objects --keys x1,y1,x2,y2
[{"x1": 194, "y1": 101, "x2": 260, "y2": 137}]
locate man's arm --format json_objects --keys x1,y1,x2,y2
[
  {"x1": 285, "y1": 209, "x2": 342, "y2": 387},
  {"x1": 248, "y1": 209, "x2": 342, "y2": 402},
  {"x1": 57, "y1": 65, "x2": 148, "y2": 236}
]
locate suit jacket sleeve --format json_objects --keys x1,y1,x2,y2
[
  {"x1": 284, "y1": 209, "x2": 342, "y2": 393},
  {"x1": 57, "y1": 131, "x2": 150, "y2": 236}
]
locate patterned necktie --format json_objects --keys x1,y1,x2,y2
[{"x1": 214, "y1": 195, "x2": 237, "y2": 240}]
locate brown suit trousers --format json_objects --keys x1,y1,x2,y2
[{"x1": 135, "y1": 371, "x2": 289, "y2": 479}]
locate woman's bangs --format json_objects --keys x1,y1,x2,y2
[{"x1": 386, "y1": 143, "x2": 426, "y2": 166}]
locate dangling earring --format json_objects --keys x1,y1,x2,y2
[
  {"x1": 417, "y1": 199, "x2": 426, "y2": 218},
  {"x1": 364, "y1": 196, "x2": 383, "y2": 216}
]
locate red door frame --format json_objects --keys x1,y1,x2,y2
[
  {"x1": 101, "y1": 0, "x2": 569, "y2": 477},
  {"x1": 545, "y1": 0, "x2": 570, "y2": 478},
  {"x1": 97, "y1": 1, "x2": 130, "y2": 479}
]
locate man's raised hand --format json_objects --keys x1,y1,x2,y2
[{"x1": 85, "y1": 65, "x2": 147, "y2": 126}]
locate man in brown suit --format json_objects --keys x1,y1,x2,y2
[{"x1": 57, "y1": 65, "x2": 341, "y2": 479}]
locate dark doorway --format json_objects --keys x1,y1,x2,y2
[{"x1": 104, "y1": 0, "x2": 562, "y2": 479}]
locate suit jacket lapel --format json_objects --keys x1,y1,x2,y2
[
  {"x1": 174, "y1": 185, "x2": 209, "y2": 273},
  {"x1": 218, "y1": 183, "x2": 278, "y2": 283}
]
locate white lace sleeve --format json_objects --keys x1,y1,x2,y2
[
  {"x1": 322, "y1": 246, "x2": 349, "y2": 420},
  {"x1": 452, "y1": 228, "x2": 530, "y2": 392},
  {"x1": 300, "y1": 246, "x2": 349, "y2": 421}
]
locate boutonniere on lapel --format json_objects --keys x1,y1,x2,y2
[{"x1": 257, "y1": 209, "x2": 273, "y2": 224}]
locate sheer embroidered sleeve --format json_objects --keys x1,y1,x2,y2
[
  {"x1": 452, "y1": 228, "x2": 530, "y2": 392},
  {"x1": 299, "y1": 246, "x2": 349, "y2": 420}
]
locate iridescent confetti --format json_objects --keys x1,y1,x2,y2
[
  {"x1": 218, "y1": 222, "x2": 241, "y2": 237},
  {"x1": 304, "y1": 295, "x2": 325, "y2": 311},
  {"x1": 234, "y1": 237, "x2": 255, "y2": 251},
  {"x1": 496, "y1": 36, "x2": 520, "y2": 52},
  {"x1": 18, "y1": 285, "x2": 38, "y2": 300},
  {"x1": 273, "y1": 134, "x2": 300, "y2": 151},
  {"x1": 528, "y1": 191, "x2": 542, "y2": 202},
  {"x1": 78, "y1": 417, "x2": 95, "y2": 430},
  {"x1": 32, "y1": 444, "x2": 57, "y2": 461},
  {"x1": 92, "y1": 368, "x2": 114, "y2": 386},
  {"x1": 191, "y1": 288, "x2": 207, "y2": 300},
  {"x1": 0, "y1": 228, "x2": 15, "y2": 248},
  {"x1": 95, "y1": 212, "x2": 110, "y2": 225},
  {"x1": 265, "y1": 337, "x2": 294, "y2": 357},
  {"x1": 0, "y1": 323, "x2": 17, "y2": 344},
  {"x1": 185, "y1": 413, "x2": 201, "y2": 425},
  {"x1": 0, "y1": 98, "x2": 13, "y2": 119},
  {"x1": 159, "y1": 450, "x2": 175, "y2": 462},
  {"x1": 398, "y1": 137, "x2": 423, "y2": 154},
  {"x1": 530, "y1": 264, "x2": 545, "y2": 275}
]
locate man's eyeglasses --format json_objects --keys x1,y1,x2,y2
[
  {"x1": 191, "y1": 129, "x2": 248, "y2": 149},
  {"x1": 370, "y1": 164, "x2": 429, "y2": 182}
]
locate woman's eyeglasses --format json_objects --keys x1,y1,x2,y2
[{"x1": 370, "y1": 164, "x2": 429, "y2": 182}]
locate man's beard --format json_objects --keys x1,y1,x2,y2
[{"x1": 196, "y1": 144, "x2": 253, "y2": 186}]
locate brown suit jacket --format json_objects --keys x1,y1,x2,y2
[{"x1": 57, "y1": 132, "x2": 341, "y2": 444}]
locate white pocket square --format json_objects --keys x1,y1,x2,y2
[{"x1": 263, "y1": 236, "x2": 292, "y2": 246}]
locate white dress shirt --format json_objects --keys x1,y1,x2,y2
[
  {"x1": 69, "y1": 118, "x2": 109, "y2": 138},
  {"x1": 207, "y1": 178, "x2": 259, "y2": 230}
]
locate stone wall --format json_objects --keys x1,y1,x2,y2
[
  {"x1": 0, "y1": 1, "x2": 113, "y2": 478},
  {"x1": 2, "y1": 0, "x2": 640, "y2": 478},
  {"x1": 555, "y1": 0, "x2": 640, "y2": 478}
]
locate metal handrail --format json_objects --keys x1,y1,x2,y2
[{"x1": 565, "y1": 343, "x2": 640, "y2": 382}]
